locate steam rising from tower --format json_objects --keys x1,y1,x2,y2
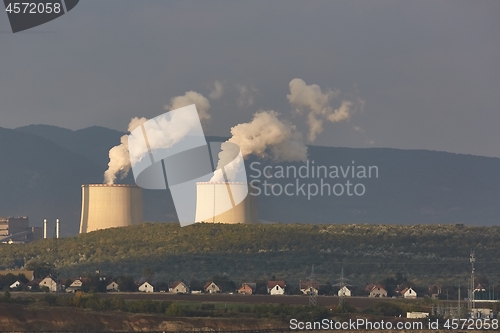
[
  {"x1": 287, "y1": 78, "x2": 356, "y2": 142},
  {"x1": 210, "y1": 111, "x2": 308, "y2": 183},
  {"x1": 98, "y1": 79, "x2": 362, "y2": 226},
  {"x1": 103, "y1": 91, "x2": 210, "y2": 184}
]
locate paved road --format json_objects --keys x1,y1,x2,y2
[
  {"x1": 13, "y1": 292, "x2": 485, "y2": 310},
  {"x1": 100, "y1": 293, "x2": 393, "y2": 308}
]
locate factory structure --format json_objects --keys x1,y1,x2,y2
[
  {"x1": 195, "y1": 182, "x2": 258, "y2": 224},
  {"x1": 78, "y1": 180, "x2": 257, "y2": 233},
  {"x1": 0, "y1": 217, "x2": 43, "y2": 244},
  {"x1": 79, "y1": 184, "x2": 143, "y2": 233}
]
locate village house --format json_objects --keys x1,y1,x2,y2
[
  {"x1": 300, "y1": 281, "x2": 319, "y2": 295},
  {"x1": 268, "y1": 280, "x2": 286, "y2": 295},
  {"x1": 169, "y1": 281, "x2": 190, "y2": 294},
  {"x1": 9, "y1": 280, "x2": 21, "y2": 289},
  {"x1": 338, "y1": 286, "x2": 351, "y2": 297},
  {"x1": 402, "y1": 287, "x2": 417, "y2": 299},
  {"x1": 366, "y1": 283, "x2": 387, "y2": 297},
  {"x1": 66, "y1": 278, "x2": 90, "y2": 293},
  {"x1": 204, "y1": 281, "x2": 221, "y2": 293},
  {"x1": 39, "y1": 276, "x2": 60, "y2": 292},
  {"x1": 238, "y1": 283, "x2": 256, "y2": 295},
  {"x1": 428, "y1": 285, "x2": 442, "y2": 298},
  {"x1": 26, "y1": 279, "x2": 41, "y2": 290},
  {"x1": 138, "y1": 281, "x2": 154, "y2": 293},
  {"x1": 106, "y1": 281, "x2": 120, "y2": 292},
  {"x1": 474, "y1": 284, "x2": 486, "y2": 293}
]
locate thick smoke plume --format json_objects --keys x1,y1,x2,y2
[
  {"x1": 103, "y1": 117, "x2": 147, "y2": 184},
  {"x1": 287, "y1": 78, "x2": 352, "y2": 141},
  {"x1": 104, "y1": 79, "x2": 358, "y2": 184},
  {"x1": 211, "y1": 111, "x2": 308, "y2": 182},
  {"x1": 209, "y1": 81, "x2": 224, "y2": 100},
  {"x1": 226, "y1": 111, "x2": 307, "y2": 162},
  {"x1": 165, "y1": 91, "x2": 211, "y2": 122},
  {"x1": 103, "y1": 91, "x2": 210, "y2": 184}
]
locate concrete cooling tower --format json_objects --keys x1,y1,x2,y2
[
  {"x1": 79, "y1": 184, "x2": 143, "y2": 233},
  {"x1": 195, "y1": 182, "x2": 258, "y2": 224}
]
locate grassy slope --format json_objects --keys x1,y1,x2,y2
[{"x1": 0, "y1": 223, "x2": 499, "y2": 285}]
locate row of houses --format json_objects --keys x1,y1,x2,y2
[
  {"x1": 8, "y1": 275, "x2": 420, "y2": 298},
  {"x1": 364, "y1": 283, "x2": 417, "y2": 299},
  {"x1": 9, "y1": 277, "x2": 307, "y2": 296},
  {"x1": 11, "y1": 275, "x2": 483, "y2": 300}
]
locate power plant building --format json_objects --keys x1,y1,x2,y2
[
  {"x1": 195, "y1": 182, "x2": 258, "y2": 224},
  {"x1": 0, "y1": 217, "x2": 29, "y2": 236},
  {"x1": 79, "y1": 184, "x2": 143, "y2": 233},
  {"x1": 0, "y1": 217, "x2": 42, "y2": 243}
]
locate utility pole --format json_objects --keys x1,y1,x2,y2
[
  {"x1": 469, "y1": 249, "x2": 475, "y2": 314},
  {"x1": 53, "y1": 222, "x2": 59, "y2": 294},
  {"x1": 458, "y1": 281, "x2": 461, "y2": 318},
  {"x1": 307, "y1": 265, "x2": 317, "y2": 306},
  {"x1": 335, "y1": 267, "x2": 351, "y2": 307},
  {"x1": 338, "y1": 267, "x2": 346, "y2": 306}
]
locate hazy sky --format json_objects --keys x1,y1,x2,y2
[{"x1": 1, "y1": 1, "x2": 499, "y2": 157}]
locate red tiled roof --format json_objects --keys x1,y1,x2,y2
[
  {"x1": 27, "y1": 279, "x2": 41, "y2": 286},
  {"x1": 238, "y1": 284, "x2": 252, "y2": 291},
  {"x1": 170, "y1": 281, "x2": 182, "y2": 288},
  {"x1": 300, "y1": 281, "x2": 319, "y2": 290},
  {"x1": 366, "y1": 283, "x2": 386, "y2": 292},
  {"x1": 268, "y1": 280, "x2": 285, "y2": 289},
  {"x1": 204, "y1": 281, "x2": 218, "y2": 289}
]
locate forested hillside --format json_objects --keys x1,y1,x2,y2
[
  {"x1": 0, "y1": 223, "x2": 498, "y2": 286},
  {"x1": 2, "y1": 125, "x2": 500, "y2": 236}
]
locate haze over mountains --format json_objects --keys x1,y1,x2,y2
[{"x1": 0, "y1": 124, "x2": 498, "y2": 236}]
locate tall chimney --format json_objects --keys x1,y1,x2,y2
[
  {"x1": 43, "y1": 219, "x2": 47, "y2": 239},
  {"x1": 56, "y1": 219, "x2": 60, "y2": 239}
]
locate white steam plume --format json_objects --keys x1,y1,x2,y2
[
  {"x1": 236, "y1": 84, "x2": 256, "y2": 109},
  {"x1": 103, "y1": 117, "x2": 149, "y2": 184},
  {"x1": 104, "y1": 91, "x2": 210, "y2": 184},
  {"x1": 165, "y1": 91, "x2": 211, "y2": 122},
  {"x1": 287, "y1": 78, "x2": 352, "y2": 142},
  {"x1": 209, "y1": 81, "x2": 224, "y2": 100},
  {"x1": 227, "y1": 111, "x2": 307, "y2": 162},
  {"x1": 211, "y1": 111, "x2": 308, "y2": 182}
]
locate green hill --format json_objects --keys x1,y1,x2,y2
[
  {"x1": 1, "y1": 124, "x2": 500, "y2": 236},
  {"x1": 0, "y1": 223, "x2": 498, "y2": 286}
]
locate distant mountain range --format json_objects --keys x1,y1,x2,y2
[{"x1": 0, "y1": 124, "x2": 499, "y2": 236}]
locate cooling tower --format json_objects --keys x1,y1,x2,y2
[
  {"x1": 79, "y1": 184, "x2": 143, "y2": 233},
  {"x1": 195, "y1": 182, "x2": 258, "y2": 224}
]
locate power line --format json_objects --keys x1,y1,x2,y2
[{"x1": 306, "y1": 265, "x2": 317, "y2": 306}]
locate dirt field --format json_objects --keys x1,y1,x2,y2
[{"x1": 0, "y1": 303, "x2": 280, "y2": 331}]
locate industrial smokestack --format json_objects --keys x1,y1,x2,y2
[
  {"x1": 79, "y1": 184, "x2": 143, "y2": 233},
  {"x1": 56, "y1": 219, "x2": 60, "y2": 238},
  {"x1": 195, "y1": 182, "x2": 258, "y2": 224},
  {"x1": 43, "y1": 219, "x2": 47, "y2": 239}
]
